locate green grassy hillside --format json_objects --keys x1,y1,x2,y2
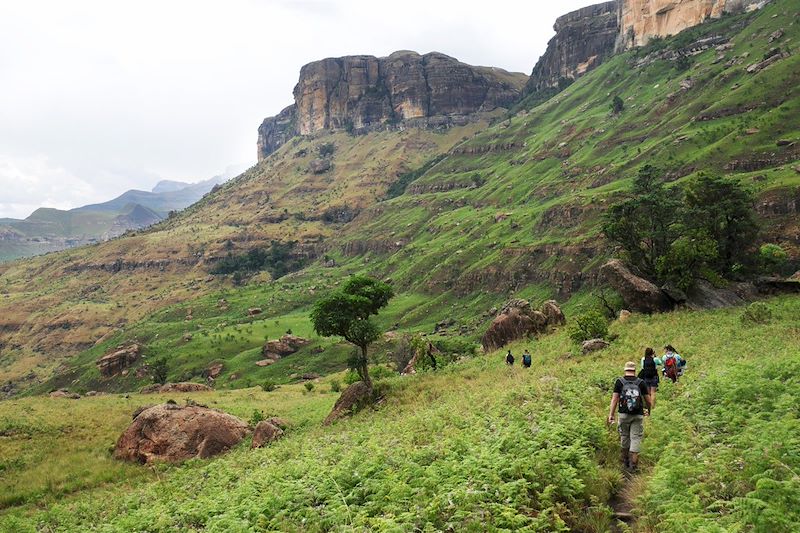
[
  {"x1": 2, "y1": 295, "x2": 798, "y2": 531},
  {"x1": 14, "y1": 0, "x2": 798, "y2": 396}
]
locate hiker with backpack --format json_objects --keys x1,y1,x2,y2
[
  {"x1": 608, "y1": 361, "x2": 651, "y2": 473},
  {"x1": 505, "y1": 350, "x2": 515, "y2": 366},
  {"x1": 639, "y1": 347, "x2": 661, "y2": 409},
  {"x1": 522, "y1": 349, "x2": 532, "y2": 369},
  {"x1": 662, "y1": 345, "x2": 684, "y2": 383}
]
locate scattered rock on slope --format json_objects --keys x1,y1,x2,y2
[
  {"x1": 481, "y1": 299, "x2": 565, "y2": 351},
  {"x1": 114, "y1": 404, "x2": 249, "y2": 463},
  {"x1": 96, "y1": 344, "x2": 141, "y2": 377},
  {"x1": 251, "y1": 419, "x2": 285, "y2": 448},
  {"x1": 582, "y1": 338, "x2": 610, "y2": 354},
  {"x1": 323, "y1": 381, "x2": 372, "y2": 426},
  {"x1": 262, "y1": 334, "x2": 310, "y2": 361},
  {"x1": 140, "y1": 382, "x2": 213, "y2": 394},
  {"x1": 600, "y1": 260, "x2": 673, "y2": 314}
]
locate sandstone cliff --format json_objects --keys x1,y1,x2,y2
[
  {"x1": 617, "y1": 0, "x2": 771, "y2": 50},
  {"x1": 258, "y1": 51, "x2": 527, "y2": 160},
  {"x1": 524, "y1": 2, "x2": 619, "y2": 95}
]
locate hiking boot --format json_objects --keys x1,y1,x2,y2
[{"x1": 628, "y1": 452, "x2": 639, "y2": 474}]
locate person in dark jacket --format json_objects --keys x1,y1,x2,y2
[
  {"x1": 608, "y1": 361, "x2": 651, "y2": 473},
  {"x1": 505, "y1": 350, "x2": 515, "y2": 366},
  {"x1": 638, "y1": 347, "x2": 661, "y2": 409},
  {"x1": 522, "y1": 349, "x2": 532, "y2": 368}
]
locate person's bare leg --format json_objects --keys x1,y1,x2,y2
[
  {"x1": 629, "y1": 452, "x2": 639, "y2": 472},
  {"x1": 620, "y1": 448, "x2": 629, "y2": 468},
  {"x1": 649, "y1": 387, "x2": 657, "y2": 410}
]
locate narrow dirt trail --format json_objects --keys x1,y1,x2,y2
[{"x1": 609, "y1": 473, "x2": 639, "y2": 532}]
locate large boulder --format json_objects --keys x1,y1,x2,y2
[
  {"x1": 600, "y1": 260, "x2": 673, "y2": 314},
  {"x1": 481, "y1": 310, "x2": 538, "y2": 352},
  {"x1": 481, "y1": 299, "x2": 564, "y2": 351},
  {"x1": 251, "y1": 420, "x2": 284, "y2": 448},
  {"x1": 541, "y1": 300, "x2": 566, "y2": 326},
  {"x1": 140, "y1": 382, "x2": 213, "y2": 394},
  {"x1": 262, "y1": 334, "x2": 310, "y2": 360},
  {"x1": 96, "y1": 344, "x2": 141, "y2": 377},
  {"x1": 582, "y1": 338, "x2": 610, "y2": 354},
  {"x1": 323, "y1": 381, "x2": 372, "y2": 426},
  {"x1": 49, "y1": 389, "x2": 81, "y2": 399},
  {"x1": 114, "y1": 404, "x2": 249, "y2": 463}
]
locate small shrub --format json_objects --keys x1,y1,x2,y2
[
  {"x1": 370, "y1": 366, "x2": 395, "y2": 381},
  {"x1": 318, "y1": 142, "x2": 335, "y2": 157},
  {"x1": 344, "y1": 370, "x2": 361, "y2": 385},
  {"x1": 304, "y1": 381, "x2": 315, "y2": 393},
  {"x1": 742, "y1": 302, "x2": 772, "y2": 325},
  {"x1": 330, "y1": 379, "x2": 341, "y2": 393},
  {"x1": 611, "y1": 95, "x2": 624, "y2": 114},
  {"x1": 759, "y1": 244, "x2": 788, "y2": 275},
  {"x1": 262, "y1": 380, "x2": 276, "y2": 392},
  {"x1": 569, "y1": 311, "x2": 609, "y2": 343},
  {"x1": 249, "y1": 409, "x2": 265, "y2": 426},
  {"x1": 151, "y1": 358, "x2": 168, "y2": 384}
]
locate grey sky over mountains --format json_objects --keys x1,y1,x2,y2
[{"x1": 0, "y1": 0, "x2": 590, "y2": 219}]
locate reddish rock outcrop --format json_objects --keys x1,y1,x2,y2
[
  {"x1": 251, "y1": 420, "x2": 284, "y2": 448},
  {"x1": 257, "y1": 51, "x2": 527, "y2": 161},
  {"x1": 262, "y1": 334, "x2": 310, "y2": 361},
  {"x1": 114, "y1": 404, "x2": 249, "y2": 463},
  {"x1": 140, "y1": 382, "x2": 213, "y2": 394},
  {"x1": 323, "y1": 381, "x2": 372, "y2": 426},
  {"x1": 481, "y1": 299, "x2": 566, "y2": 351},
  {"x1": 617, "y1": 0, "x2": 772, "y2": 51},
  {"x1": 600, "y1": 260, "x2": 673, "y2": 314},
  {"x1": 96, "y1": 344, "x2": 140, "y2": 377}
]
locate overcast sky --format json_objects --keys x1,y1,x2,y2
[{"x1": 0, "y1": 0, "x2": 591, "y2": 219}]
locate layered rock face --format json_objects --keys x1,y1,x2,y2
[
  {"x1": 258, "y1": 51, "x2": 527, "y2": 161},
  {"x1": 524, "y1": 2, "x2": 619, "y2": 95},
  {"x1": 617, "y1": 0, "x2": 771, "y2": 50}
]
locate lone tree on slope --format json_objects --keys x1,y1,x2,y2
[{"x1": 310, "y1": 275, "x2": 393, "y2": 389}]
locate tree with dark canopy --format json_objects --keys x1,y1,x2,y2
[{"x1": 310, "y1": 276, "x2": 393, "y2": 389}]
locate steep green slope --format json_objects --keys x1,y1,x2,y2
[{"x1": 2, "y1": 295, "x2": 798, "y2": 531}]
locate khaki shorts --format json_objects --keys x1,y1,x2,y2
[{"x1": 618, "y1": 413, "x2": 644, "y2": 453}]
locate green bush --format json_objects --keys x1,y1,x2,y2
[
  {"x1": 262, "y1": 380, "x2": 276, "y2": 392},
  {"x1": 304, "y1": 381, "x2": 315, "y2": 393},
  {"x1": 611, "y1": 95, "x2": 624, "y2": 114},
  {"x1": 151, "y1": 358, "x2": 168, "y2": 384},
  {"x1": 569, "y1": 311, "x2": 609, "y2": 343},
  {"x1": 741, "y1": 302, "x2": 772, "y2": 325},
  {"x1": 344, "y1": 370, "x2": 361, "y2": 385},
  {"x1": 329, "y1": 379, "x2": 341, "y2": 393},
  {"x1": 759, "y1": 244, "x2": 788, "y2": 275},
  {"x1": 249, "y1": 409, "x2": 265, "y2": 426}
]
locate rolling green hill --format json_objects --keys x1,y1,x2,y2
[
  {"x1": 0, "y1": 2, "x2": 799, "y2": 531},
  {"x1": 5, "y1": 0, "x2": 796, "y2": 395},
  {"x1": 1, "y1": 295, "x2": 798, "y2": 531}
]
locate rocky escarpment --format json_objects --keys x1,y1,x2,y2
[
  {"x1": 258, "y1": 51, "x2": 527, "y2": 160},
  {"x1": 524, "y1": 2, "x2": 619, "y2": 95},
  {"x1": 524, "y1": 0, "x2": 772, "y2": 96},
  {"x1": 617, "y1": 0, "x2": 772, "y2": 50}
]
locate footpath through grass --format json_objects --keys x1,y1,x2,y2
[{"x1": 1, "y1": 296, "x2": 798, "y2": 531}]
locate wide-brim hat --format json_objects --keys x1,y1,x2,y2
[{"x1": 624, "y1": 361, "x2": 636, "y2": 372}]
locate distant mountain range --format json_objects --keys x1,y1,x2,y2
[{"x1": 0, "y1": 166, "x2": 245, "y2": 262}]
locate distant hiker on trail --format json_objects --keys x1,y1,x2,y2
[
  {"x1": 638, "y1": 347, "x2": 661, "y2": 409},
  {"x1": 608, "y1": 361, "x2": 651, "y2": 473},
  {"x1": 662, "y1": 345, "x2": 684, "y2": 383},
  {"x1": 506, "y1": 350, "x2": 515, "y2": 366},
  {"x1": 522, "y1": 349, "x2": 532, "y2": 368}
]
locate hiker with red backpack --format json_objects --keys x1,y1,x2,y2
[
  {"x1": 638, "y1": 347, "x2": 661, "y2": 409},
  {"x1": 662, "y1": 345, "x2": 684, "y2": 383},
  {"x1": 608, "y1": 361, "x2": 652, "y2": 473}
]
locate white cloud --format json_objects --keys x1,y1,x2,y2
[
  {"x1": 0, "y1": 0, "x2": 592, "y2": 217},
  {"x1": 0, "y1": 154, "x2": 98, "y2": 218}
]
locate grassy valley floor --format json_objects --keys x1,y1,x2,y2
[{"x1": 1, "y1": 295, "x2": 798, "y2": 532}]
